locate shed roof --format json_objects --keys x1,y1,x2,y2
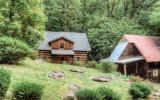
[
  {"x1": 39, "y1": 31, "x2": 91, "y2": 51},
  {"x1": 123, "y1": 34, "x2": 160, "y2": 62},
  {"x1": 114, "y1": 56, "x2": 144, "y2": 64}
]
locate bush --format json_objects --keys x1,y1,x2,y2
[
  {"x1": 99, "y1": 61, "x2": 117, "y2": 73},
  {"x1": 96, "y1": 87, "x2": 120, "y2": 100},
  {"x1": 74, "y1": 61, "x2": 84, "y2": 67},
  {"x1": 129, "y1": 82, "x2": 152, "y2": 99},
  {"x1": 0, "y1": 68, "x2": 11, "y2": 98},
  {"x1": 0, "y1": 36, "x2": 32, "y2": 64},
  {"x1": 29, "y1": 51, "x2": 38, "y2": 60},
  {"x1": 75, "y1": 88, "x2": 100, "y2": 100},
  {"x1": 76, "y1": 87, "x2": 121, "y2": 100},
  {"x1": 13, "y1": 81, "x2": 43, "y2": 100},
  {"x1": 129, "y1": 75, "x2": 144, "y2": 82},
  {"x1": 86, "y1": 61, "x2": 98, "y2": 68}
]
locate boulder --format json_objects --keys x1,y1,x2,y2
[
  {"x1": 69, "y1": 69, "x2": 85, "y2": 73},
  {"x1": 68, "y1": 84, "x2": 81, "y2": 92},
  {"x1": 62, "y1": 84, "x2": 81, "y2": 100},
  {"x1": 153, "y1": 91, "x2": 160, "y2": 97},
  {"x1": 48, "y1": 70, "x2": 64, "y2": 79},
  {"x1": 62, "y1": 91, "x2": 77, "y2": 100},
  {"x1": 92, "y1": 76, "x2": 113, "y2": 82}
]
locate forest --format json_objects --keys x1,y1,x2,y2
[
  {"x1": 0, "y1": 0, "x2": 160, "y2": 60},
  {"x1": 45, "y1": 0, "x2": 160, "y2": 60}
]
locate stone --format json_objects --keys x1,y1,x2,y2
[
  {"x1": 68, "y1": 84, "x2": 81, "y2": 93},
  {"x1": 62, "y1": 84, "x2": 81, "y2": 100},
  {"x1": 92, "y1": 76, "x2": 113, "y2": 82},
  {"x1": 48, "y1": 70, "x2": 64, "y2": 79},
  {"x1": 69, "y1": 69, "x2": 85, "y2": 73},
  {"x1": 153, "y1": 91, "x2": 160, "y2": 97},
  {"x1": 62, "y1": 91, "x2": 77, "y2": 100}
]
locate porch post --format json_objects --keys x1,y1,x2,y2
[
  {"x1": 146, "y1": 63, "x2": 149, "y2": 79},
  {"x1": 136, "y1": 62, "x2": 138, "y2": 75},
  {"x1": 123, "y1": 63, "x2": 127, "y2": 77}
]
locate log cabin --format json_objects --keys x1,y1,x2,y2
[
  {"x1": 106, "y1": 34, "x2": 160, "y2": 82},
  {"x1": 38, "y1": 31, "x2": 91, "y2": 64}
]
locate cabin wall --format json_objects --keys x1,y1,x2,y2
[
  {"x1": 51, "y1": 39, "x2": 73, "y2": 49},
  {"x1": 38, "y1": 50, "x2": 52, "y2": 61},
  {"x1": 38, "y1": 50, "x2": 88, "y2": 64},
  {"x1": 120, "y1": 43, "x2": 141, "y2": 59},
  {"x1": 52, "y1": 55, "x2": 73, "y2": 63},
  {"x1": 74, "y1": 51, "x2": 88, "y2": 63}
]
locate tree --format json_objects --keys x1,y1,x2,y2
[{"x1": 0, "y1": 0, "x2": 46, "y2": 48}]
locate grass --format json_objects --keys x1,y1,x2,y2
[{"x1": 0, "y1": 59, "x2": 160, "y2": 100}]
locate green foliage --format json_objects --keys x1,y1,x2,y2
[
  {"x1": 99, "y1": 61, "x2": 117, "y2": 73},
  {"x1": 129, "y1": 82, "x2": 152, "y2": 99},
  {"x1": 86, "y1": 61, "x2": 97, "y2": 68},
  {"x1": 0, "y1": 36, "x2": 32, "y2": 64},
  {"x1": 129, "y1": 75, "x2": 144, "y2": 82},
  {"x1": 74, "y1": 61, "x2": 84, "y2": 67},
  {"x1": 76, "y1": 87, "x2": 121, "y2": 100},
  {"x1": 75, "y1": 88, "x2": 100, "y2": 100},
  {"x1": 13, "y1": 81, "x2": 43, "y2": 100},
  {"x1": 0, "y1": 0, "x2": 46, "y2": 48},
  {"x1": 0, "y1": 68, "x2": 11, "y2": 98},
  {"x1": 96, "y1": 87, "x2": 121, "y2": 100},
  {"x1": 44, "y1": 0, "x2": 160, "y2": 60}
]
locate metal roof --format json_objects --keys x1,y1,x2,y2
[
  {"x1": 124, "y1": 34, "x2": 160, "y2": 62},
  {"x1": 39, "y1": 31, "x2": 91, "y2": 51},
  {"x1": 114, "y1": 56, "x2": 144, "y2": 64},
  {"x1": 109, "y1": 41, "x2": 128, "y2": 61},
  {"x1": 51, "y1": 49, "x2": 74, "y2": 55}
]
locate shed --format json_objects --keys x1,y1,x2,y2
[{"x1": 108, "y1": 34, "x2": 160, "y2": 82}]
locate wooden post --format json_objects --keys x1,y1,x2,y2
[
  {"x1": 123, "y1": 64, "x2": 127, "y2": 77},
  {"x1": 136, "y1": 62, "x2": 138, "y2": 75},
  {"x1": 146, "y1": 63, "x2": 148, "y2": 79}
]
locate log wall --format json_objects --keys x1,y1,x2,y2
[{"x1": 51, "y1": 38, "x2": 73, "y2": 49}]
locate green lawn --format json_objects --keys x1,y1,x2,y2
[{"x1": 1, "y1": 59, "x2": 160, "y2": 100}]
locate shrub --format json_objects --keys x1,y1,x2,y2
[
  {"x1": 99, "y1": 61, "x2": 117, "y2": 73},
  {"x1": 29, "y1": 51, "x2": 38, "y2": 60},
  {"x1": 0, "y1": 36, "x2": 32, "y2": 64},
  {"x1": 74, "y1": 61, "x2": 84, "y2": 67},
  {"x1": 86, "y1": 61, "x2": 98, "y2": 68},
  {"x1": 75, "y1": 88, "x2": 100, "y2": 100},
  {"x1": 96, "y1": 87, "x2": 121, "y2": 100},
  {"x1": 129, "y1": 82, "x2": 152, "y2": 99},
  {"x1": 76, "y1": 87, "x2": 121, "y2": 100},
  {"x1": 129, "y1": 75, "x2": 144, "y2": 82},
  {"x1": 13, "y1": 81, "x2": 43, "y2": 100},
  {"x1": 0, "y1": 68, "x2": 11, "y2": 98}
]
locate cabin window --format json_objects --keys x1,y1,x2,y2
[{"x1": 60, "y1": 43, "x2": 64, "y2": 49}]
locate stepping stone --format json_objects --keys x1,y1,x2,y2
[
  {"x1": 69, "y1": 69, "x2": 85, "y2": 73},
  {"x1": 48, "y1": 70, "x2": 64, "y2": 79},
  {"x1": 92, "y1": 76, "x2": 113, "y2": 82}
]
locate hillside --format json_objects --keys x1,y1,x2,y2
[{"x1": 1, "y1": 59, "x2": 160, "y2": 100}]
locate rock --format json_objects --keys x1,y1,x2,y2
[
  {"x1": 68, "y1": 84, "x2": 81, "y2": 93},
  {"x1": 92, "y1": 76, "x2": 113, "y2": 82},
  {"x1": 153, "y1": 91, "x2": 160, "y2": 97},
  {"x1": 62, "y1": 91, "x2": 77, "y2": 100},
  {"x1": 69, "y1": 69, "x2": 85, "y2": 73},
  {"x1": 48, "y1": 70, "x2": 64, "y2": 79},
  {"x1": 62, "y1": 84, "x2": 81, "y2": 100}
]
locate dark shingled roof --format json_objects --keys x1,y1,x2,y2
[{"x1": 39, "y1": 31, "x2": 91, "y2": 51}]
